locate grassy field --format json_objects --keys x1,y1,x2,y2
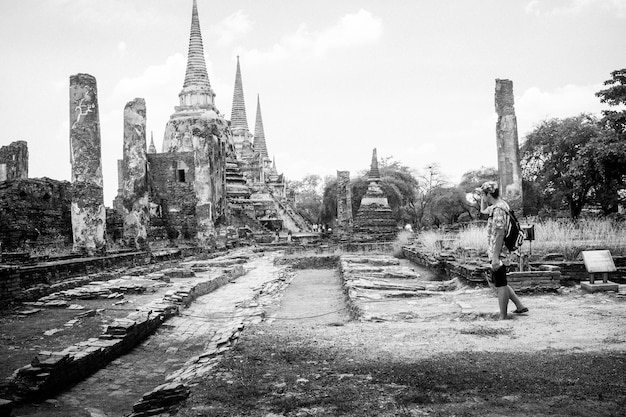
[
  {"x1": 176, "y1": 327, "x2": 626, "y2": 417},
  {"x1": 418, "y1": 219, "x2": 626, "y2": 261}
]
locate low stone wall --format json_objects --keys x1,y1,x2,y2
[
  {"x1": 0, "y1": 249, "x2": 205, "y2": 307},
  {"x1": 402, "y1": 247, "x2": 561, "y2": 292},
  {"x1": 530, "y1": 257, "x2": 626, "y2": 284}
]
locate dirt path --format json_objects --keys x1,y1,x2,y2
[
  {"x1": 174, "y1": 254, "x2": 626, "y2": 416},
  {"x1": 269, "y1": 269, "x2": 349, "y2": 327}
]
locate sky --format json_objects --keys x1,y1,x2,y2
[{"x1": 0, "y1": 0, "x2": 625, "y2": 206}]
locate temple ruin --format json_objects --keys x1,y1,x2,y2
[
  {"x1": 495, "y1": 79, "x2": 523, "y2": 213},
  {"x1": 352, "y1": 149, "x2": 398, "y2": 242},
  {"x1": 0, "y1": 141, "x2": 28, "y2": 182}
]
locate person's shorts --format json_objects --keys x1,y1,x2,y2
[{"x1": 491, "y1": 265, "x2": 507, "y2": 287}]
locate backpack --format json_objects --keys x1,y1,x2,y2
[{"x1": 503, "y1": 208, "x2": 525, "y2": 252}]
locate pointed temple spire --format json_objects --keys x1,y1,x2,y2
[
  {"x1": 230, "y1": 56, "x2": 249, "y2": 131},
  {"x1": 148, "y1": 131, "x2": 157, "y2": 154},
  {"x1": 253, "y1": 94, "x2": 268, "y2": 158},
  {"x1": 369, "y1": 148, "x2": 381, "y2": 180},
  {"x1": 183, "y1": 0, "x2": 210, "y2": 89},
  {"x1": 175, "y1": 0, "x2": 216, "y2": 114}
]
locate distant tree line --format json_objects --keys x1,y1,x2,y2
[{"x1": 291, "y1": 68, "x2": 626, "y2": 227}]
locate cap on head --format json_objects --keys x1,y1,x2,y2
[{"x1": 480, "y1": 181, "x2": 498, "y2": 195}]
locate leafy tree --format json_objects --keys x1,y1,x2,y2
[
  {"x1": 457, "y1": 166, "x2": 498, "y2": 219},
  {"x1": 520, "y1": 115, "x2": 608, "y2": 218},
  {"x1": 596, "y1": 68, "x2": 626, "y2": 136},
  {"x1": 319, "y1": 177, "x2": 337, "y2": 225},
  {"x1": 414, "y1": 164, "x2": 448, "y2": 228},
  {"x1": 430, "y1": 187, "x2": 472, "y2": 225},
  {"x1": 288, "y1": 174, "x2": 323, "y2": 223}
]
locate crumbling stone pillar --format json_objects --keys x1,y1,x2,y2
[
  {"x1": 0, "y1": 141, "x2": 29, "y2": 181},
  {"x1": 495, "y1": 79, "x2": 523, "y2": 213},
  {"x1": 191, "y1": 113, "x2": 228, "y2": 246},
  {"x1": 336, "y1": 170, "x2": 353, "y2": 240},
  {"x1": 121, "y1": 98, "x2": 149, "y2": 250},
  {"x1": 69, "y1": 73, "x2": 106, "y2": 254}
]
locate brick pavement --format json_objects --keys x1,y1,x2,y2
[{"x1": 11, "y1": 249, "x2": 292, "y2": 417}]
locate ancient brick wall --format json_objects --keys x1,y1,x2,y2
[
  {"x1": 0, "y1": 141, "x2": 28, "y2": 181},
  {"x1": 0, "y1": 178, "x2": 72, "y2": 250},
  {"x1": 147, "y1": 153, "x2": 197, "y2": 241}
]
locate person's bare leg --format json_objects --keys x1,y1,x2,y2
[
  {"x1": 496, "y1": 286, "x2": 509, "y2": 319},
  {"x1": 507, "y1": 285, "x2": 525, "y2": 311}
]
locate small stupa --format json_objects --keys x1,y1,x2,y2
[{"x1": 352, "y1": 148, "x2": 398, "y2": 242}]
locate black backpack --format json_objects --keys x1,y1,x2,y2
[{"x1": 503, "y1": 208, "x2": 525, "y2": 252}]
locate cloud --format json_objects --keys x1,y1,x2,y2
[
  {"x1": 516, "y1": 83, "x2": 605, "y2": 135},
  {"x1": 525, "y1": 0, "x2": 626, "y2": 17},
  {"x1": 237, "y1": 9, "x2": 382, "y2": 63},
  {"x1": 211, "y1": 10, "x2": 252, "y2": 46},
  {"x1": 117, "y1": 41, "x2": 127, "y2": 56}
]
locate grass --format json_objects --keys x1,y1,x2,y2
[
  {"x1": 417, "y1": 219, "x2": 626, "y2": 261},
  {"x1": 176, "y1": 327, "x2": 626, "y2": 417}
]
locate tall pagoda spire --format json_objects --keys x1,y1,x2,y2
[
  {"x1": 176, "y1": 0, "x2": 216, "y2": 114},
  {"x1": 148, "y1": 131, "x2": 157, "y2": 154},
  {"x1": 230, "y1": 56, "x2": 248, "y2": 131},
  {"x1": 253, "y1": 94, "x2": 268, "y2": 158},
  {"x1": 183, "y1": 0, "x2": 210, "y2": 88}
]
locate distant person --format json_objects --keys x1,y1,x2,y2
[
  {"x1": 480, "y1": 181, "x2": 528, "y2": 320},
  {"x1": 287, "y1": 230, "x2": 293, "y2": 243},
  {"x1": 274, "y1": 230, "x2": 280, "y2": 243}
]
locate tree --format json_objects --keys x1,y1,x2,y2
[
  {"x1": 457, "y1": 166, "x2": 498, "y2": 219},
  {"x1": 596, "y1": 68, "x2": 626, "y2": 137},
  {"x1": 414, "y1": 164, "x2": 448, "y2": 228},
  {"x1": 288, "y1": 174, "x2": 323, "y2": 224},
  {"x1": 430, "y1": 187, "x2": 472, "y2": 225},
  {"x1": 520, "y1": 115, "x2": 610, "y2": 218}
]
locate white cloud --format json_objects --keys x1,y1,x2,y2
[
  {"x1": 212, "y1": 10, "x2": 252, "y2": 47},
  {"x1": 117, "y1": 41, "x2": 127, "y2": 56},
  {"x1": 237, "y1": 9, "x2": 382, "y2": 63},
  {"x1": 516, "y1": 83, "x2": 605, "y2": 136},
  {"x1": 525, "y1": 0, "x2": 626, "y2": 17}
]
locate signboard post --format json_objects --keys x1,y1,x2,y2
[{"x1": 581, "y1": 250, "x2": 619, "y2": 293}]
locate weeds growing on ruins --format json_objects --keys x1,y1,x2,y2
[{"x1": 418, "y1": 218, "x2": 626, "y2": 261}]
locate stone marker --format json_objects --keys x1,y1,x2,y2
[
  {"x1": 495, "y1": 79, "x2": 523, "y2": 213},
  {"x1": 69, "y1": 73, "x2": 106, "y2": 254}
]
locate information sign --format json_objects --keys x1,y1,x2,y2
[{"x1": 581, "y1": 250, "x2": 616, "y2": 273}]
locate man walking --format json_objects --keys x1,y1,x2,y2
[{"x1": 480, "y1": 181, "x2": 528, "y2": 320}]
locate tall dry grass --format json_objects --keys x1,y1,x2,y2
[{"x1": 416, "y1": 219, "x2": 626, "y2": 260}]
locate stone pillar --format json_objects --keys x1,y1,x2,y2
[
  {"x1": 336, "y1": 171, "x2": 353, "y2": 240},
  {"x1": 192, "y1": 113, "x2": 228, "y2": 247},
  {"x1": 69, "y1": 73, "x2": 106, "y2": 254},
  {"x1": 121, "y1": 98, "x2": 149, "y2": 250},
  {"x1": 495, "y1": 79, "x2": 523, "y2": 213}
]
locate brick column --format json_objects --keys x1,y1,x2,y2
[
  {"x1": 121, "y1": 98, "x2": 150, "y2": 250},
  {"x1": 336, "y1": 170, "x2": 353, "y2": 240},
  {"x1": 69, "y1": 73, "x2": 106, "y2": 254},
  {"x1": 495, "y1": 79, "x2": 523, "y2": 213}
]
